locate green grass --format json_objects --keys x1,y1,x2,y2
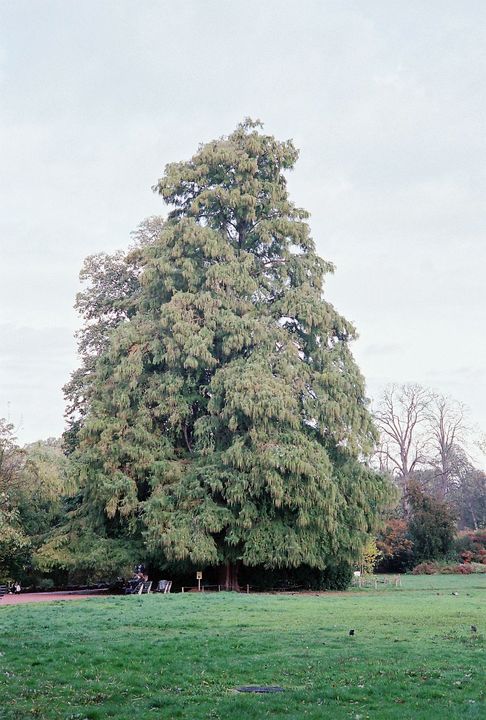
[{"x1": 1, "y1": 575, "x2": 485, "y2": 719}]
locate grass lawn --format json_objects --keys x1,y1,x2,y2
[{"x1": 0, "y1": 575, "x2": 485, "y2": 719}]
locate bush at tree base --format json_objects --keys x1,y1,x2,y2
[{"x1": 239, "y1": 562, "x2": 354, "y2": 591}]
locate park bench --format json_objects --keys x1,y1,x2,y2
[
  {"x1": 124, "y1": 579, "x2": 152, "y2": 595},
  {"x1": 124, "y1": 580, "x2": 141, "y2": 594},
  {"x1": 0, "y1": 585, "x2": 7, "y2": 599},
  {"x1": 156, "y1": 580, "x2": 172, "y2": 594}
]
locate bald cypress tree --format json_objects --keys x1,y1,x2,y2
[{"x1": 74, "y1": 120, "x2": 390, "y2": 587}]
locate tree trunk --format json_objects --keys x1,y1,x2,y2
[
  {"x1": 470, "y1": 507, "x2": 478, "y2": 530},
  {"x1": 219, "y1": 561, "x2": 240, "y2": 591}
]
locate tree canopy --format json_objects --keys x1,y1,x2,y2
[
  {"x1": 65, "y1": 120, "x2": 390, "y2": 586},
  {"x1": 0, "y1": 422, "x2": 71, "y2": 583}
]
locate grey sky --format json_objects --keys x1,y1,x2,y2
[{"x1": 1, "y1": 1, "x2": 485, "y2": 445}]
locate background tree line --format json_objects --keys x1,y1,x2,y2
[
  {"x1": 373, "y1": 383, "x2": 486, "y2": 571},
  {"x1": 374, "y1": 383, "x2": 485, "y2": 529}
]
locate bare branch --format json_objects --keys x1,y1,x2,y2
[{"x1": 373, "y1": 383, "x2": 432, "y2": 482}]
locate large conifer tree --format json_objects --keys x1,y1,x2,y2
[{"x1": 73, "y1": 120, "x2": 389, "y2": 587}]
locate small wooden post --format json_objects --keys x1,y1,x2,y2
[{"x1": 246, "y1": 584, "x2": 250, "y2": 594}]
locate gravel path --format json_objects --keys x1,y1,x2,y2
[{"x1": 1, "y1": 590, "x2": 108, "y2": 605}]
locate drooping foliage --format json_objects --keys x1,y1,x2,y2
[{"x1": 66, "y1": 120, "x2": 390, "y2": 583}]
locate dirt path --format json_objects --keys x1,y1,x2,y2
[{"x1": 1, "y1": 590, "x2": 108, "y2": 605}]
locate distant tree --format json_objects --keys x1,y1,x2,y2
[
  {"x1": 374, "y1": 386, "x2": 485, "y2": 527},
  {"x1": 0, "y1": 425, "x2": 81, "y2": 583},
  {"x1": 455, "y1": 437, "x2": 486, "y2": 529},
  {"x1": 374, "y1": 384, "x2": 432, "y2": 482},
  {"x1": 452, "y1": 466, "x2": 486, "y2": 530},
  {"x1": 406, "y1": 481, "x2": 456, "y2": 562},
  {"x1": 0, "y1": 420, "x2": 29, "y2": 580},
  {"x1": 68, "y1": 120, "x2": 391, "y2": 588},
  {"x1": 426, "y1": 395, "x2": 468, "y2": 502},
  {"x1": 34, "y1": 528, "x2": 138, "y2": 586},
  {"x1": 16, "y1": 439, "x2": 69, "y2": 539},
  {"x1": 0, "y1": 419, "x2": 24, "y2": 493}
]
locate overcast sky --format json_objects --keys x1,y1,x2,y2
[{"x1": 1, "y1": 1, "x2": 485, "y2": 446}]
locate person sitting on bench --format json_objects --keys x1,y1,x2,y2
[{"x1": 125, "y1": 573, "x2": 143, "y2": 594}]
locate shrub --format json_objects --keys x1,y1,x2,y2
[
  {"x1": 321, "y1": 562, "x2": 354, "y2": 590},
  {"x1": 440, "y1": 563, "x2": 473, "y2": 575},
  {"x1": 412, "y1": 562, "x2": 438, "y2": 575},
  {"x1": 376, "y1": 519, "x2": 415, "y2": 573},
  {"x1": 238, "y1": 563, "x2": 354, "y2": 591},
  {"x1": 460, "y1": 550, "x2": 475, "y2": 564},
  {"x1": 455, "y1": 530, "x2": 486, "y2": 564},
  {"x1": 360, "y1": 539, "x2": 382, "y2": 575},
  {"x1": 36, "y1": 578, "x2": 55, "y2": 591},
  {"x1": 412, "y1": 561, "x2": 475, "y2": 575}
]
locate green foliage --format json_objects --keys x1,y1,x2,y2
[
  {"x1": 320, "y1": 562, "x2": 354, "y2": 590},
  {"x1": 0, "y1": 420, "x2": 29, "y2": 581},
  {"x1": 63, "y1": 246, "x2": 149, "y2": 454},
  {"x1": 0, "y1": 422, "x2": 79, "y2": 584},
  {"x1": 34, "y1": 527, "x2": 139, "y2": 584},
  {"x1": 0, "y1": 510, "x2": 30, "y2": 583},
  {"x1": 15, "y1": 439, "x2": 69, "y2": 538},
  {"x1": 68, "y1": 120, "x2": 391, "y2": 579},
  {"x1": 35, "y1": 577, "x2": 55, "y2": 591},
  {"x1": 406, "y1": 481, "x2": 456, "y2": 562},
  {"x1": 238, "y1": 562, "x2": 353, "y2": 590}
]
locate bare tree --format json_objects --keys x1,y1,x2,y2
[
  {"x1": 426, "y1": 395, "x2": 469, "y2": 501},
  {"x1": 454, "y1": 466, "x2": 486, "y2": 530},
  {"x1": 374, "y1": 384, "x2": 432, "y2": 483}
]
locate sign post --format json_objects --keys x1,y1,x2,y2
[{"x1": 196, "y1": 571, "x2": 202, "y2": 592}]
